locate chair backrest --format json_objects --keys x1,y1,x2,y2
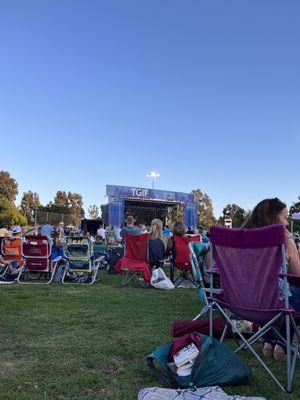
[
  {"x1": 22, "y1": 235, "x2": 52, "y2": 257},
  {"x1": 63, "y1": 236, "x2": 93, "y2": 260},
  {"x1": 124, "y1": 233, "x2": 149, "y2": 262},
  {"x1": 2, "y1": 237, "x2": 23, "y2": 266},
  {"x1": 93, "y1": 241, "x2": 107, "y2": 257},
  {"x1": 173, "y1": 235, "x2": 201, "y2": 265},
  {"x1": 210, "y1": 225, "x2": 286, "y2": 313}
]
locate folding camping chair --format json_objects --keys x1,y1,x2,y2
[
  {"x1": 169, "y1": 235, "x2": 201, "y2": 288},
  {"x1": 17, "y1": 235, "x2": 60, "y2": 284},
  {"x1": 115, "y1": 233, "x2": 151, "y2": 287},
  {"x1": 189, "y1": 241, "x2": 211, "y2": 319},
  {"x1": 206, "y1": 224, "x2": 300, "y2": 392},
  {"x1": 0, "y1": 237, "x2": 23, "y2": 283},
  {"x1": 92, "y1": 240, "x2": 108, "y2": 279},
  {"x1": 1, "y1": 237, "x2": 23, "y2": 267},
  {"x1": 62, "y1": 236, "x2": 97, "y2": 284}
]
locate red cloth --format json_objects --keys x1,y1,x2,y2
[
  {"x1": 115, "y1": 258, "x2": 151, "y2": 282},
  {"x1": 172, "y1": 318, "x2": 259, "y2": 338},
  {"x1": 172, "y1": 318, "x2": 230, "y2": 338},
  {"x1": 168, "y1": 332, "x2": 202, "y2": 361}
]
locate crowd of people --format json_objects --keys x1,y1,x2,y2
[{"x1": 1, "y1": 197, "x2": 300, "y2": 361}]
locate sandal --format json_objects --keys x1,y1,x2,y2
[
  {"x1": 262, "y1": 342, "x2": 274, "y2": 358},
  {"x1": 273, "y1": 344, "x2": 287, "y2": 361}
]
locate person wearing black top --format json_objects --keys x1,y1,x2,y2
[{"x1": 149, "y1": 219, "x2": 165, "y2": 269}]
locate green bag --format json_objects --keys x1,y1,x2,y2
[{"x1": 147, "y1": 334, "x2": 251, "y2": 389}]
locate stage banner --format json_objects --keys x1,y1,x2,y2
[
  {"x1": 108, "y1": 196, "x2": 124, "y2": 227},
  {"x1": 106, "y1": 185, "x2": 194, "y2": 203},
  {"x1": 184, "y1": 201, "x2": 198, "y2": 229}
]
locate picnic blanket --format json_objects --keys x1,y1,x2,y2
[{"x1": 138, "y1": 386, "x2": 266, "y2": 400}]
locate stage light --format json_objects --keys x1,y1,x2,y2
[{"x1": 147, "y1": 171, "x2": 160, "y2": 190}]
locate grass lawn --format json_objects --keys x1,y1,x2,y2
[{"x1": 0, "y1": 274, "x2": 299, "y2": 400}]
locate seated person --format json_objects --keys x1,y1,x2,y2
[
  {"x1": 166, "y1": 221, "x2": 186, "y2": 256},
  {"x1": 0, "y1": 256, "x2": 22, "y2": 281},
  {"x1": 120, "y1": 215, "x2": 141, "y2": 242},
  {"x1": 186, "y1": 226, "x2": 194, "y2": 234},
  {"x1": 149, "y1": 219, "x2": 165, "y2": 269},
  {"x1": 105, "y1": 225, "x2": 118, "y2": 245},
  {"x1": 242, "y1": 197, "x2": 300, "y2": 360},
  {"x1": 96, "y1": 224, "x2": 106, "y2": 240}
]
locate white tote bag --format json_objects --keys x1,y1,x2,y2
[{"x1": 151, "y1": 267, "x2": 175, "y2": 290}]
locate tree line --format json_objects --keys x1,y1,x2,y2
[
  {"x1": 0, "y1": 171, "x2": 86, "y2": 226},
  {"x1": 2, "y1": 169, "x2": 298, "y2": 229}
]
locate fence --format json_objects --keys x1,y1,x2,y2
[{"x1": 34, "y1": 210, "x2": 81, "y2": 227}]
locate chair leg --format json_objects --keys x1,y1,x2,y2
[
  {"x1": 215, "y1": 302, "x2": 286, "y2": 392},
  {"x1": 170, "y1": 263, "x2": 174, "y2": 283},
  {"x1": 286, "y1": 314, "x2": 292, "y2": 392}
]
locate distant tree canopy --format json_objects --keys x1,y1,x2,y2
[
  {"x1": 289, "y1": 196, "x2": 300, "y2": 232},
  {"x1": 219, "y1": 203, "x2": 248, "y2": 228},
  {"x1": 20, "y1": 191, "x2": 41, "y2": 224},
  {"x1": 38, "y1": 191, "x2": 85, "y2": 225},
  {"x1": 68, "y1": 192, "x2": 85, "y2": 221},
  {"x1": 0, "y1": 198, "x2": 27, "y2": 226},
  {"x1": 0, "y1": 171, "x2": 18, "y2": 202},
  {"x1": 192, "y1": 189, "x2": 217, "y2": 229},
  {"x1": 289, "y1": 197, "x2": 300, "y2": 216},
  {"x1": 88, "y1": 205, "x2": 100, "y2": 219}
]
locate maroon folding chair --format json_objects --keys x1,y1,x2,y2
[
  {"x1": 17, "y1": 235, "x2": 58, "y2": 284},
  {"x1": 170, "y1": 235, "x2": 201, "y2": 287},
  {"x1": 115, "y1": 233, "x2": 151, "y2": 287},
  {"x1": 206, "y1": 224, "x2": 300, "y2": 392}
]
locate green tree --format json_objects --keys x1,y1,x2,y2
[
  {"x1": 88, "y1": 204, "x2": 100, "y2": 219},
  {"x1": 54, "y1": 191, "x2": 70, "y2": 213},
  {"x1": 68, "y1": 192, "x2": 85, "y2": 225},
  {"x1": 0, "y1": 198, "x2": 27, "y2": 226},
  {"x1": 39, "y1": 191, "x2": 70, "y2": 214},
  {"x1": 289, "y1": 197, "x2": 300, "y2": 232},
  {"x1": 192, "y1": 189, "x2": 217, "y2": 229},
  {"x1": 0, "y1": 171, "x2": 18, "y2": 202},
  {"x1": 219, "y1": 203, "x2": 247, "y2": 228},
  {"x1": 20, "y1": 191, "x2": 41, "y2": 224}
]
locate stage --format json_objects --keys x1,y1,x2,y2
[{"x1": 103, "y1": 184, "x2": 197, "y2": 228}]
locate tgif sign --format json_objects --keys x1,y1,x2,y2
[{"x1": 131, "y1": 188, "x2": 150, "y2": 197}]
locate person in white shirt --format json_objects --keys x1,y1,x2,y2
[{"x1": 97, "y1": 224, "x2": 106, "y2": 240}]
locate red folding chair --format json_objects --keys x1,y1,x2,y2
[
  {"x1": 115, "y1": 233, "x2": 151, "y2": 287},
  {"x1": 170, "y1": 235, "x2": 201, "y2": 287},
  {"x1": 17, "y1": 235, "x2": 58, "y2": 284}
]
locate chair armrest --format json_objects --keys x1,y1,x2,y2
[
  {"x1": 202, "y1": 287, "x2": 222, "y2": 295},
  {"x1": 206, "y1": 268, "x2": 220, "y2": 275},
  {"x1": 94, "y1": 255, "x2": 106, "y2": 263}
]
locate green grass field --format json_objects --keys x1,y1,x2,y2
[{"x1": 0, "y1": 275, "x2": 299, "y2": 400}]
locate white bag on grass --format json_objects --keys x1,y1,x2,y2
[{"x1": 151, "y1": 268, "x2": 175, "y2": 290}]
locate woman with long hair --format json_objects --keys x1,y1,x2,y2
[
  {"x1": 166, "y1": 221, "x2": 186, "y2": 255},
  {"x1": 243, "y1": 197, "x2": 300, "y2": 360},
  {"x1": 149, "y1": 219, "x2": 165, "y2": 269},
  {"x1": 243, "y1": 198, "x2": 300, "y2": 275}
]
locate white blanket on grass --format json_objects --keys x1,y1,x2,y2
[{"x1": 138, "y1": 386, "x2": 266, "y2": 400}]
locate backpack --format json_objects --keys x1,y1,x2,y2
[{"x1": 147, "y1": 333, "x2": 251, "y2": 389}]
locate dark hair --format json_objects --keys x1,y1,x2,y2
[
  {"x1": 173, "y1": 221, "x2": 186, "y2": 236},
  {"x1": 242, "y1": 198, "x2": 287, "y2": 228}
]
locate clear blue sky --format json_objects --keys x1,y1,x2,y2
[{"x1": 1, "y1": 0, "x2": 300, "y2": 218}]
